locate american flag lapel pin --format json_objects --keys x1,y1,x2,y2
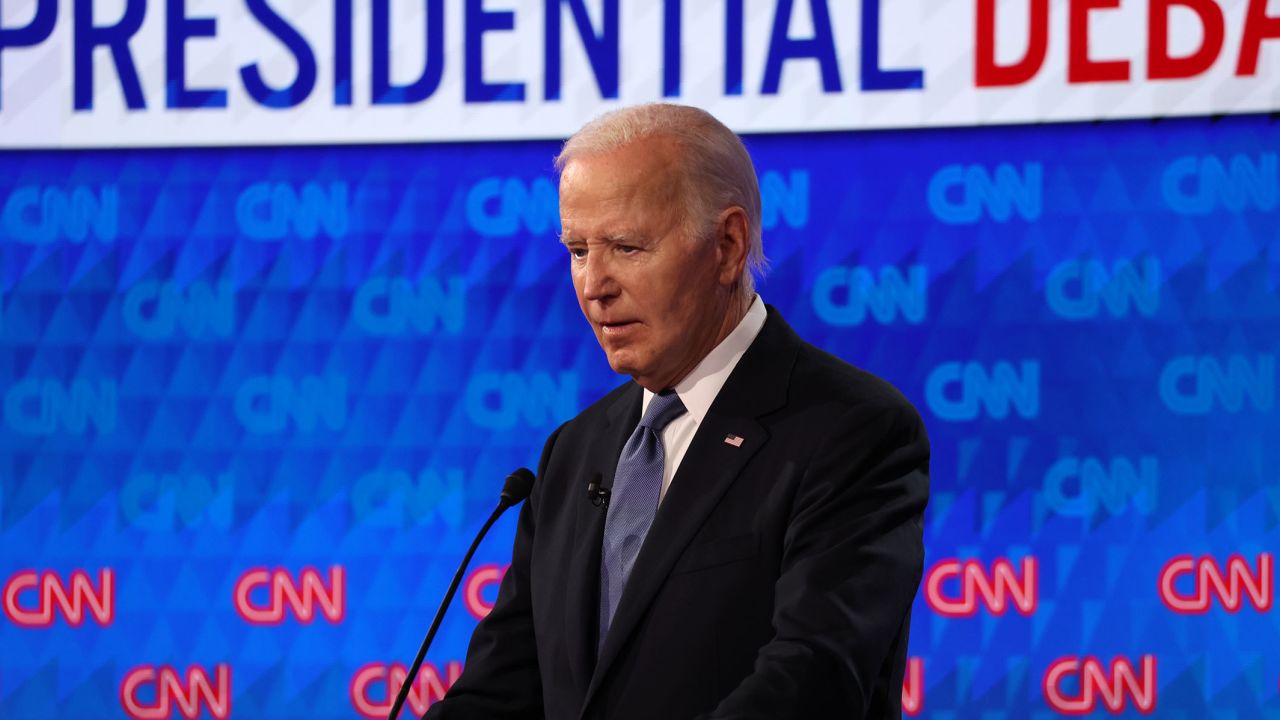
[{"x1": 723, "y1": 433, "x2": 744, "y2": 448}]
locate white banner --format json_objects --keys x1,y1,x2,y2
[{"x1": 1, "y1": 0, "x2": 1278, "y2": 148}]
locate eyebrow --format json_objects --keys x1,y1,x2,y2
[{"x1": 558, "y1": 233, "x2": 641, "y2": 246}]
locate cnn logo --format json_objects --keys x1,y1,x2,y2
[
  {"x1": 3, "y1": 568, "x2": 113, "y2": 627},
  {"x1": 1043, "y1": 655, "x2": 1156, "y2": 714},
  {"x1": 350, "y1": 661, "x2": 462, "y2": 718},
  {"x1": 1159, "y1": 553, "x2": 1272, "y2": 613},
  {"x1": 120, "y1": 664, "x2": 231, "y2": 720},
  {"x1": 924, "y1": 557, "x2": 1038, "y2": 617},
  {"x1": 233, "y1": 566, "x2": 345, "y2": 624}
]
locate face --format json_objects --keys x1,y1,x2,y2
[{"x1": 559, "y1": 137, "x2": 749, "y2": 392}]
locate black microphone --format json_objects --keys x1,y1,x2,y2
[
  {"x1": 586, "y1": 472, "x2": 609, "y2": 509},
  {"x1": 387, "y1": 467, "x2": 535, "y2": 720}
]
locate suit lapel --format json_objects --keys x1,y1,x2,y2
[
  {"x1": 580, "y1": 307, "x2": 800, "y2": 714},
  {"x1": 564, "y1": 383, "x2": 640, "y2": 698}
]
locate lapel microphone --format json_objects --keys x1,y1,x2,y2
[
  {"x1": 387, "y1": 467, "x2": 535, "y2": 720},
  {"x1": 586, "y1": 472, "x2": 609, "y2": 508}
]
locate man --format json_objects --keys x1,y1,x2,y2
[{"x1": 425, "y1": 104, "x2": 929, "y2": 719}]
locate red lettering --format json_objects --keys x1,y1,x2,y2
[
  {"x1": 3, "y1": 569, "x2": 114, "y2": 627},
  {"x1": 350, "y1": 662, "x2": 463, "y2": 718},
  {"x1": 1069, "y1": 0, "x2": 1131, "y2": 82},
  {"x1": 120, "y1": 664, "x2": 231, "y2": 720},
  {"x1": 901, "y1": 657, "x2": 924, "y2": 716},
  {"x1": 233, "y1": 566, "x2": 345, "y2": 625},
  {"x1": 1159, "y1": 553, "x2": 1272, "y2": 613},
  {"x1": 925, "y1": 557, "x2": 1038, "y2": 617},
  {"x1": 1043, "y1": 655, "x2": 1156, "y2": 714},
  {"x1": 1149, "y1": 0, "x2": 1225, "y2": 79},
  {"x1": 976, "y1": 0, "x2": 1050, "y2": 86},
  {"x1": 464, "y1": 564, "x2": 507, "y2": 621},
  {"x1": 1238, "y1": 0, "x2": 1280, "y2": 75}
]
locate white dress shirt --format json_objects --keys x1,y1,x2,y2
[{"x1": 640, "y1": 295, "x2": 767, "y2": 503}]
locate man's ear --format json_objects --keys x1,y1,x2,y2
[{"x1": 716, "y1": 206, "x2": 751, "y2": 287}]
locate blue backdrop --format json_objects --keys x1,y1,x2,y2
[{"x1": 2, "y1": 114, "x2": 1278, "y2": 718}]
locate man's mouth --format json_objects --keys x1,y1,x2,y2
[{"x1": 600, "y1": 320, "x2": 640, "y2": 336}]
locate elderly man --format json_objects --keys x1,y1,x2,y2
[{"x1": 425, "y1": 104, "x2": 929, "y2": 719}]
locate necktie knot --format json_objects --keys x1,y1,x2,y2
[{"x1": 640, "y1": 391, "x2": 686, "y2": 432}]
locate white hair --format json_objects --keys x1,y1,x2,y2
[{"x1": 555, "y1": 103, "x2": 767, "y2": 296}]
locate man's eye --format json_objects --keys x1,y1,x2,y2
[
  {"x1": 617, "y1": 245, "x2": 639, "y2": 254},
  {"x1": 568, "y1": 247, "x2": 587, "y2": 259}
]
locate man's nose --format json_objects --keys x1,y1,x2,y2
[{"x1": 580, "y1": 252, "x2": 619, "y2": 301}]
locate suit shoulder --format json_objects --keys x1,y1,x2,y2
[{"x1": 790, "y1": 340, "x2": 920, "y2": 422}]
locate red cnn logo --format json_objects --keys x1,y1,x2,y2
[
  {"x1": 901, "y1": 657, "x2": 923, "y2": 716},
  {"x1": 3, "y1": 569, "x2": 114, "y2": 627},
  {"x1": 233, "y1": 566, "x2": 344, "y2": 624},
  {"x1": 350, "y1": 661, "x2": 463, "y2": 718},
  {"x1": 1159, "y1": 553, "x2": 1273, "y2": 613},
  {"x1": 120, "y1": 664, "x2": 231, "y2": 720},
  {"x1": 464, "y1": 564, "x2": 507, "y2": 620},
  {"x1": 924, "y1": 557, "x2": 1038, "y2": 617},
  {"x1": 1043, "y1": 655, "x2": 1156, "y2": 715}
]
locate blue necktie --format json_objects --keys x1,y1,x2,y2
[{"x1": 598, "y1": 391, "x2": 687, "y2": 652}]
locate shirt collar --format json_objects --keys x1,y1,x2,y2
[{"x1": 641, "y1": 295, "x2": 767, "y2": 424}]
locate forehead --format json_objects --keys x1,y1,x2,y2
[{"x1": 558, "y1": 138, "x2": 685, "y2": 236}]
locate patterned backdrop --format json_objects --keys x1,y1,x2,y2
[{"x1": 2, "y1": 113, "x2": 1278, "y2": 718}]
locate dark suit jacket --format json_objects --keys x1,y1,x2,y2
[{"x1": 424, "y1": 307, "x2": 929, "y2": 719}]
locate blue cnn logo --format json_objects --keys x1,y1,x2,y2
[
  {"x1": 121, "y1": 472, "x2": 234, "y2": 530},
  {"x1": 813, "y1": 265, "x2": 926, "y2": 326},
  {"x1": 1159, "y1": 355, "x2": 1275, "y2": 414},
  {"x1": 352, "y1": 276, "x2": 466, "y2": 336},
  {"x1": 352, "y1": 468, "x2": 465, "y2": 528},
  {"x1": 1, "y1": 185, "x2": 119, "y2": 243},
  {"x1": 234, "y1": 374, "x2": 348, "y2": 433},
  {"x1": 465, "y1": 371, "x2": 578, "y2": 429},
  {"x1": 4, "y1": 378, "x2": 117, "y2": 436},
  {"x1": 1162, "y1": 153, "x2": 1277, "y2": 214},
  {"x1": 465, "y1": 177, "x2": 559, "y2": 237},
  {"x1": 760, "y1": 170, "x2": 809, "y2": 230},
  {"x1": 1046, "y1": 258, "x2": 1160, "y2": 320},
  {"x1": 122, "y1": 279, "x2": 235, "y2": 340},
  {"x1": 927, "y1": 163, "x2": 1042, "y2": 224},
  {"x1": 1043, "y1": 456, "x2": 1158, "y2": 518},
  {"x1": 925, "y1": 360, "x2": 1040, "y2": 421},
  {"x1": 235, "y1": 182, "x2": 350, "y2": 240}
]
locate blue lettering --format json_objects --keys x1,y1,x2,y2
[
  {"x1": 1046, "y1": 258, "x2": 1160, "y2": 320},
  {"x1": 235, "y1": 182, "x2": 350, "y2": 240},
  {"x1": 465, "y1": 176, "x2": 559, "y2": 237},
  {"x1": 1043, "y1": 456, "x2": 1158, "y2": 517},
  {"x1": 372, "y1": 0, "x2": 444, "y2": 105},
  {"x1": 465, "y1": 371, "x2": 578, "y2": 430},
  {"x1": 334, "y1": 0, "x2": 353, "y2": 105},
  {"x1": 860, "y1": 0, "x2": 923, "y2": 90},
  {"x1": 5, "y1": 378, "x2": 117, "y2": 436},
  {"x1": 465, "y1": 0, "x2": 525, "y2": 102},
  {"x1": 165, "y1": 0, "x2": 227, "y2": 108},
  {"x1": 760, "y1": 169, "x2": 810, "y2": 229},
  {"x1": 352, "y1": 276, "x2": 466, "y2": 336},
  {"x1": 724, "y1": 0, "x2": 744, "y2": 95},
  {"x1": 352, "y1": 468, "x2": 465, "y2": 528},
  {"x1": 1162, "y1": 153, "x2": 1278, "y2": 215},
  {"x1": 73, "y1": 0, "x2": 146, "y2": 111},
  {"x1": 928, "y1": 163, "x2": 1042, "y2": 224},
  {"x1": 761, "y1": 0, "x2": 841, "y2": 94},
  {"x1": 2, "y1": 185, "x2": 119, "y2": 243},
  {"x1": 122, "y1": 279, "x2": 235, "y2": 340},
  {"x1": 240, "y1": 0, "x2": 317, "y2": 108},
  {"x1": 1159, "y1": 355, "x2": 1275, "y2": 415},
  {"x1": 662, "y1": 0, "x2": 681, "y2": 97},
  {"x1": 234, "y1": 374, "x2": 348, "y2": 434},
  {"x1": 122, "y1": 472, "x2": 234, "y2": 530},
  {"x1": 925, "y1": 360, "x2": 1040, "y2": 421},
  {"x1": 814, "y1": 265, "x2": 927, "y2": 326},
  {"x1": 545, "y1": 0, "x2": 619, "y2": 100}
]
